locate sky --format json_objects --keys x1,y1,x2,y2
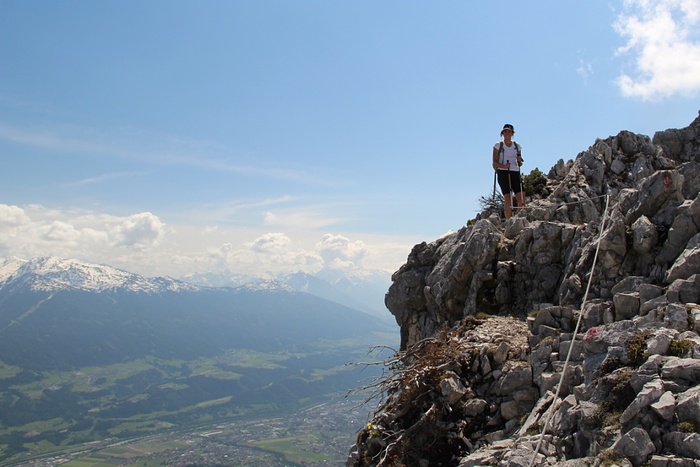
[{"x1": 1, "y1": 0, "x2": 700, "y2": 280}]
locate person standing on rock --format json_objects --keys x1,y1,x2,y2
[{"x1": 492, "y1": 123, "x2": 525, "y2": 219}]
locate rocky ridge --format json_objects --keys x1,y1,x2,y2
[{"x1": 349, "y1": 113, "x2": 700, "y2": 466}]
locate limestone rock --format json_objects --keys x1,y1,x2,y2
[
  {"x1": 611, "y1": 427, "x2": 656, "y2": 465},
  {"x1": 675, "y1": 386, "x2": 700, "y2": 426},
  {"x1": 620, "y1": 378, "x2": 664, "y2": 425},
  {"x1": 662, "y1": 358, "x2": 700, "y2": 382},
  {"x1": 666, "y1": 232, "x2": 700, "y2": 283},
  {"x1": 614, "y1": 292, "x2": 640, "y2": 320},
  {"x1": 441, "y1": 371, "x2": 468, "y2": 405},
  {"x1": 632, "y1": 215, "x2": 658, "y2": 253},
  {"x1": 662, "y1": 432, "x2": 700, "y2": 460},
  {"x1": 650, "y1": 391, "x2": 676, "y2": 421},
  {"x1": 351, "y1": 113, "x2": 700, "y2": 467}
]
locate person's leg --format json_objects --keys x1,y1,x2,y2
[
  {"x1": 505, "y1": 171, "x2": 515, "y2": 219},
  {"x1": 515, "y1": 191, "x2": 526, "y2": 214},
  {"x1": 497, "y1": 171, "x2": 512, "y2": 219}
]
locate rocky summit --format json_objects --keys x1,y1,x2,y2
[{"x1": 348, "y1": 113, "x2": 700, "y2": 466}]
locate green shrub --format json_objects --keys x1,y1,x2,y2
[{"x1": 522, "y1": 168, "x2": 548, "y2": 197}]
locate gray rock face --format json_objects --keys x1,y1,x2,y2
[
  {"x1": 612, "y1": 427, "x2": 656, "y2": 466},
  {"x1": 351, "y1": 113, "x2": 700, "y2": 467},
  {"x1": 667, "y1": 232, "x2": 700, "y2": 282},
  {"x1": 632, "y1": 215, "x2": 659, "y2": 253}
]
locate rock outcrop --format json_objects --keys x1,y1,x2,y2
[{"x1": 349, "y1": 112, "x2": 700, "y2": 466}]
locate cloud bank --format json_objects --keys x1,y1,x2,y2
[
  {"x1": 0, "y1": 204, "x2": 408, "y2": 279},
  {"x1": 614, "y1": 0, "x2": 700, "y2": 100}
]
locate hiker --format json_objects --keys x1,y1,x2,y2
[{"x1": 492, "y1": 123, "x2": 525, "y2": 219}]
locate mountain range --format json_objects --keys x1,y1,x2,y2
[
  {"x1": 0, "y1": 256, "x2": 396, "y2": 464},
  {"x1": 181, "y1": 266, "x2": 392, "y2": 320},
  {"x1": 0, "y1": 256, "x2": 394, "y2": 370}
]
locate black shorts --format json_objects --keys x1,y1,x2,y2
[{"x1": 497, "y1": 170, "x2": 523, "y2": 195}]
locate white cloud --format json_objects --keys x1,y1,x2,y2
[
  {"x1": 226, "y1": 233, "x2": 323, "y2": 275},
  {"x1": 576, "y1": 56, "x2": 594, "y2": 84},
  {"x1": 249, "y1": 232, "x2": 293, "y2": 253},
  {"x1": 0, "y1": 204, "x2": 30, "y2": 227},
  {"x1": 112, "y1": 212, "x2": 166, "y2": 249},
  {"x1": 0, "y1": 203, "x2": 411, "y2": 279},
  {"x1": 614, "y1": 0, "x2": 700, "y2": 100},
  {"x1": 0, "y1": 204, "x2": 166, "y2": 266},
  {"x1": 39, "y1": 221, "x2": 82, "y2": 243},
  {"x1": 316, "y1": 234, "x2": 368, "y2": 271}
]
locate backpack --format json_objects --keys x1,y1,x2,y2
[{"x1": 498, "y1": 141, "x2": 521, "y2": 166}]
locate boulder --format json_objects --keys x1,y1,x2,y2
[
  {"x1": 663, "y1": 303, "x2": 691, "y2": 331},
  {"x1": 620, "y1": 378, "x2": 665, "y2": 425},
  {"x1": 496, "y1": 362, "x2": 532, "y2": 396},
  {"x1": 657, "y1": 195, "x2": 700, "y2": 266},
  {"x1": 661, "y1": 358, "x2": 700, "y2": 384},
  {"x1": 675, "y1": 386, "x2": 700, "y2": 426},
  {"x1": 614, "y1": 292, "x2": 641, "y2": 320},
  {"x1": 646, "y1": 328, "x2": 678, "y2": 356},
  {"x1": 666, "y1": 233, "x2": 700, "y2": 283},
  {"x1": 650, "y1": 391, "x2": 676, "y2": 421},
  {"x1": 463, "y1": 398, "x2": 488, "y2": 417},
  {"x1": 662, "y1": 432, "x2": 700, "y2": 460},
  {"x1": 624, "y1": 170, "x2": 684, "y2": 225},
  {"x1": 632, "y1": 215, "x2": 658, "y2": 253},
  {"x1": 611, "y1": 427, "x2": 656, "y2": 466},
  {"x1": 441, "y1": 371, "x2": 468, "y2": 405},
  {"x1": 667, "y1": 274, "x2": 700, "y2": 304}
]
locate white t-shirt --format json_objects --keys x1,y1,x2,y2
[{"x1": 493, "y1": 141, "x2": 521, "y2": 171}]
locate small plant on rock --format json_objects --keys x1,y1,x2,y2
[
  {"x1": 678, "y1": 421, "x2": 700, "y2": 433},
  {"x1": 601, "y1": 410, "x2": 622, "y2": 430},
  {"x1": 533, "y1": 336, "x2": 555, "y2": 350},
  {"x1": 478, "y1": 192, "x2": 504, "y2": 217},
  {"x1": 626, "y1": 330, "x2": 652, "y2": 366},
  {"x1": 599, "y1": 448, "x2": 624, "y2": 467},
  {"x1": 668, "y1": 339, "x2": 694, "y2": 357}
]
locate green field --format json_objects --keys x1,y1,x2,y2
[
  {"x1": 0, "y1": 335, "x2": 394, "y2": 466},
  {"x1": 250, "y1": 434, "x2": 333, "y2": 463}
]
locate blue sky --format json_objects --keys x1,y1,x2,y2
[{"x1": 1, "y1": 0, "x2": 699, "y2": 279}]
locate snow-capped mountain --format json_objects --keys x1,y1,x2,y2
[
  {"x1": 0, "y1": 256, "x2": 393, "y2": 320},
  {"x1": 0, "y1": 256, "x2": 199, "y2": 294},
  {"x1": 0, "y1": 256, "x2": 395, "y2": 371}
]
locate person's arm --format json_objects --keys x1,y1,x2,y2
[{"x1": 492, "y1": 146, "x2": 505, "y2": 170}]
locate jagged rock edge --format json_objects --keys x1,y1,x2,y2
[{"x1": 348, "y1": 112, "x2": 700, "y2": 467}]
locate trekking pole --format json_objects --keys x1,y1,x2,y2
[
  {"x1": 518, "y1": 159, "x2": 525, "y2": 212},
  {"x1": 492, "y1": 170, "x2": 497, "y2": 199}
]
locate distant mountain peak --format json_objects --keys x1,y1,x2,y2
[{"x1": 0, "y1": 256, "x2": 198, "y2": 294}]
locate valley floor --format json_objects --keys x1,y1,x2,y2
[{"x1": 11, "y1": 394, "x2": 373, "y2": 467}]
